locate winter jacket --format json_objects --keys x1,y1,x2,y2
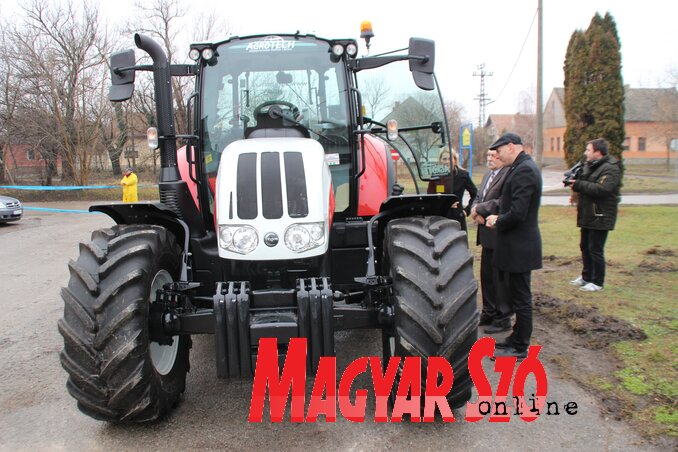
[
  {"x1": 472, "y1": 166, "x2": 508, "y2": 249},
  {"x1": 427, "y1": 168, "x2": 478, "y2": 215},
  {"x1": 121, "y1": 173, "x2": 138, "y2": 203},
  {"x1": 573, "y1": 155, "x2": 621, "y2": 230},
  {"x1": 493, "y1": 152, "x2": 543, "y2": 273}
]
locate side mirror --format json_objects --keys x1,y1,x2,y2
[
  {"x1": 109, "y1": 49, "x2": 136, "y2": 102},
  {"x1": 408, "y1": 38, "x2": 435, "y2": 91}
]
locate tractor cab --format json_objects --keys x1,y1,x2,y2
[
  {"x1": 200, "y1": 36, "x2": 351, "y2": 188},
  {"x1": 196, "y1": 33, "x2": 451, "y2": 222}
]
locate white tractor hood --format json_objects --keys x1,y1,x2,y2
[{"x1": 215, "y1": 137, "x2": 332, "y2": 261}]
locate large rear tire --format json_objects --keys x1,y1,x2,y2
[
  {"x1": 382, "y1": 216, "x2": 478, "y2": 411},
  {"x1": 58, "y1": 224, "x2": 190, "y2": 423}
]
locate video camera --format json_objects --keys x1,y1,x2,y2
[{"x1": 563, "y1": 161, "x2": 584, "y2": 186}]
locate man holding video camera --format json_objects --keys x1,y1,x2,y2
[{"x1": 567, "y1": 138, "x2": 621, "y2": 292}]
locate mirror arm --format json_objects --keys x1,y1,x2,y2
[
  {"x1": 113, "y1": 64, "x2": 153, "y2": 75},
  {"x1": 348, "y1": 54, "x2": 430, "y2": 74},
  {"x1": 348, "y1": 55, "x2": 407, "y2": 72}
]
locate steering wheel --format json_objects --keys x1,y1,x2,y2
[{"x1": 253, "y1": 100, "x2": 300, "y2": 120}]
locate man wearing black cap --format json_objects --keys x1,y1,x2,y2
[
  {"x1": 485, "y1": 133, "x2": 542, "y2": 359},
  {"x1": 471, "y1": 148, "x2": 511, "y2": 333}
]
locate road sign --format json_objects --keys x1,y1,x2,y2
[
  {"x1": 462, "y1": 128, "x2": 471, "y2": 147},
  {"x1": 391, "y1": 150, "x2": 400, "y2": 161},
  {"x1": 459, "y1": 123, "x2": 474, "y2": 178}
]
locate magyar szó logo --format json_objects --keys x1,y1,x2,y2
[{"x1": 248, "y1": 337, "x2": 579, "y2": 423}]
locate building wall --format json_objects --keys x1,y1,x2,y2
[
  {"x1": 543, "y1": 122, "x2": 678, "y2": 165},
  {"x1": 542, "y1": 126, "x2": 566, "y2": 164}
]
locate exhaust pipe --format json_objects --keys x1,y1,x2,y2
[
  {"x1": 132, "y1": 34, "x2": 203, "y2": 234},
  {"x1": 134, "y1": 33, "x2": 179, "y2": 183}
]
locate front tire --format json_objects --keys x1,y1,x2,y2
[
  {"x1": 382, "y1": 216, "x2": 478, "y2": 411},
  {"x1": 58, "y1": 224, "x2": 190, "y2": 422}
]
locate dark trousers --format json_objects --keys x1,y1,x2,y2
[
  {"x1": 580, "y1": 228, "x2": 609, "y2": 286},
  {"x1": 500, "y1": 271, "x2": 532, "y2": 352},
  {"x1": 480, "y1": 247, "x2": 512, "y2": 322}
]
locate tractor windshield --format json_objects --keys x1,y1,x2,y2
[{"x1": 201, "y1": 36, "x2": 350, "y2": 180}]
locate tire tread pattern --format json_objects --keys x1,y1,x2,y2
[
  {"x1": 386, "y1": 216, "x2": 478, "y2": 410},
  {"x1": 59, "y1": 224, "x2": 188, "y2": 423}
]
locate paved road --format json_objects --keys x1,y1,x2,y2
[
  {"x1": 540, "y1": 168, "x2": 678, "y2": 204},
  {"x1": 0, "y1": 208, "x2": 657, "y2": 451}
]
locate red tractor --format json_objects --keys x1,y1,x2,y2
[{"x1": 58, "y1": 25, "x2": 478, "y2": 422}]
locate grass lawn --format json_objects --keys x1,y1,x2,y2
[
  {"x1": 625, "y1": 163, "x2": 677, "y2": 178},
  {"x1": 546, "y1": 176, "x2": 678, "y2": 195},
  {"x1": 0, "y1": 184, "x2": 159, "y2": 202},
  {"x1": 534, "y1": 206, "x2": 677, "y2": 437}
]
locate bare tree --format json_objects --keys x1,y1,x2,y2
[
  {"x1": 125, "y1": 0, "x2": 230, "y2": 139},
  {"x1": 362, "y1": 76, "x2": 391, "y2": 120},
  {"x1": 2, "y1": 0, "x2": 110, "y2": 185},
  {"x1": 0, "y1": 27, "x2": 21, "y2": 184},
  {"x1": 443, "y1": 99, "x2": 465, "y2": 153},
  {"x1": 517, "y1": 87, "x2": 536, "y2": 115}
]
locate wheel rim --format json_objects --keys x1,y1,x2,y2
[{"x1": 149, "y1": 269, "x2": 179, "y2": 376}]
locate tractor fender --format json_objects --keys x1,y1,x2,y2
[
  {"x1": 371, "y1": 194, "x2": 458, "y2": 276},
  {"x1": 89, "y1": 202, "x2": 191, "y2": 280}
]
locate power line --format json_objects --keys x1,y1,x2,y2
[{"x1": 488, "y1": 7, "x2": 539, "y2": 107}]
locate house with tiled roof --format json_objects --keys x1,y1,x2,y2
[{"x1": 543, "y1": 87, "x2": 678, "y2": 164}]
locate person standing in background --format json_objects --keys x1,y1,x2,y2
[
  {"x1": 120, "y1": 167, "x2": 138, "y2": 203},
  {"x1": 428, "y1": 148, "x2": 477, "y2": 230},
  {"x1": 568, "y1": 138, "x2": 621, "y2": 292},
  {"x1": 485, "y1": 133, "x2": 542, "y2": 359},
  {"x1": 471, "y1": 149, "x2": 510, "y2": 333}
]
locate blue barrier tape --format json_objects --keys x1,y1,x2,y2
[
  {"x1": 0, "y1": 184, "x2": 157, "y2": 190},
  {"x1": 23, "y1": 206, "x2": 99, "y2": 214}
]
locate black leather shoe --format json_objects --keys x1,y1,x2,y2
[
  {"x1": 484, "y1": 320, "x2": 512, "y2": 334},
  {"x1": 491, "y1": 346, "x2": 527, "y2": 360},
  {"x1": 479, "y1": 315, "x2": 494, "y2": 326},
  {"x1": 495, "y1": 338, "x2": 514, "y2": 349}
]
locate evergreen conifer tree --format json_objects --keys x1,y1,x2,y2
[
  {"x1": 563, "y1": 12, "x2": 625, "y2": 173},
  {"x1": 563, "y1": 30, "x2": 589, "y2": 166}
]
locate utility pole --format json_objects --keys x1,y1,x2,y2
[
  {"x1": 473, "y1": 63, "x2": 493, "y2": 128},
  {"x1": 536, "y1": 0, "x2": 544, "y2": 167}
]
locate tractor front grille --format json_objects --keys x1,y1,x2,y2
[{"x1": 236, "y1": 151, "x2": 308, "y2": 220}]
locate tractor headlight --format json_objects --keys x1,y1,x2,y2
[
  {"x1": 201, "y1": 48, "x2": 215, "y2": 60},
  {"x1": 219, "y1": 225, "x2": 259, "y2": 254},
  {"x1": 284, "y1": 222, "x2": 325, "y2": 253}
]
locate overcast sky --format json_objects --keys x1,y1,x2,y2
[{"x1": 5, "y1": 0, "x2": 678, "y2": 125}]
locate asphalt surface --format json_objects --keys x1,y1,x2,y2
[
  {"x1": 540, "y1": 168, "x2": 678, "y2": 205},
  {"x1": 0, "y1": 206, "x2": 659, "y2": 451}
]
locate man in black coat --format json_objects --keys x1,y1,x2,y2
[
  {"x1": 470, "y1": 149, "x2": 510, "y2": 333},
  {"x1": 568, "y1": 138, "x2": 621, "y2": 292},
  {"x1": 485, "y1": 133, "x2": 542, "y2": 359}
]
